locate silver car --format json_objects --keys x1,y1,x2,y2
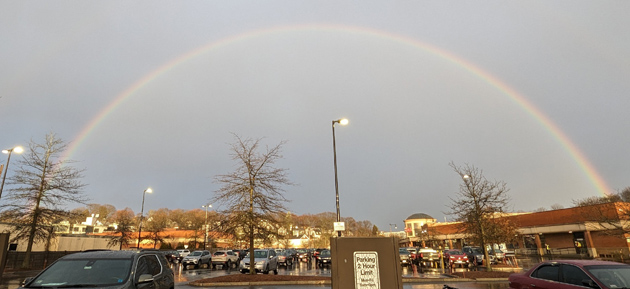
[
  {"x1": 181, "y1": 250, "x2": 211, "y2": 269},
  {"x1": 239, "y1": 249, "x2": 278, "y2": 274}
]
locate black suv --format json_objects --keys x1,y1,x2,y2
[{"x1": 20, "y1": 250, "x2": 174, "y2": 289}]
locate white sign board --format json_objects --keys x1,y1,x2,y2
[
  {"x1": 353, "y1": 251, "x2": 380, "y2": 289},
  {"x1": 334, "y1": 222, "x2": 345, "y2": 232}
]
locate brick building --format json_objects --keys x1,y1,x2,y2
[{"x1": 413, "y1": 202, "x2": 630, "y2": 260}]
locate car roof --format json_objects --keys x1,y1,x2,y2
[
  {"x1": 60, "y1": 250, "x2": 153, "y2": 260},
  {"x1": 542, "y1": 259, "x2": 628, "y2": 266}
]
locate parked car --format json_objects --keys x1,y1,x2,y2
[
  {"x1": 313, "y1": 248, "x2": 326, "y2": 258},
  {"x1": 182, "y1": 250, "x2": 211, "y2": 269},
  {"x1": 316, "y1": 249, "x2": 332, "y2": 267},
  {"x1": 489, "y1": 248, "x2": 505, "y2": 262},
  {"x1": 443, "y1": 249, "x2": 469, "y2": 268},
  {"x1": 277, "y1": 251, "x2": 294, "y2": 267},
  {"x1": 211, "y1": 250, "x2": 239, "y2": 269},
  {"x1": 163, "y1": 250, "x2": 181, "y2": 264},
  {"x1": 233, "y1": 249, "x2": 248, "y2": 260},
  {"x1": 508, "y1": 259, "x2": 630, "y2": 289},
  {"x1": 296, "y1": 248, "x2": 311, "y2": 262},
  {"x1": 285, "y1": 248, "x2": 298, "y2": 261},
  {"x1": 19, "y1": 250, "x2": 174, "y2": 289},
  {"x1": 399, "y1": 248, "x2": 412, "y2": 267},
  {"x1": 417, "y1": 248, "x2": 440, "y2": 267},
  {"x1": 239, "y1": 249, "x2": 278, "y2": 274},
  {"x1": 177, "y1": 249, "x2": 191, "y2": 258},
  {"x1": 462, "y1": 246, "x2": 495, "y2": 265}
]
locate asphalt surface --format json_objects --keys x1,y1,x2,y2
[{"x1": 1, "y1": 260, "x2": 512, "y2": 289}]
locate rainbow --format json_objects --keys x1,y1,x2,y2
[{"x1": 62, "y1": 24, "x2": 612, "y2": 196}]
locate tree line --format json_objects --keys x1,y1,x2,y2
[{"x1": 0, "y1": 133, "x2": 378, "y2": 270}]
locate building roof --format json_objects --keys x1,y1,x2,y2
[{"x1": 406, "y1": 213, "x2": 435, "y2": 220}]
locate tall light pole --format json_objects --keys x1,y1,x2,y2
[
  {"x1": 389, "y1": 223, "x2": 397, "y2": 233},
  {"x1": 137, "y1": 187, "x2": 152, "y2": 248},
  {"x1": 1, "y1": 146, "x2": 24, "y2": 200},
  {"x1": 202, "y1": 204, "x2": 212, "y2": 250},
  {"x1": 332, "y1": 118, "x2": 348, "y2": 237}
]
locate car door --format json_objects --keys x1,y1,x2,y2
[
  {"x1": 268, "y1": 250, "x2": 278, "y2": 269},
  {"x1": 527, "y1": 264, "x2": 586, "y2": 289}
]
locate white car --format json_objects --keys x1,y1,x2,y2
[
  {"x1": 212, "y1": 250, "x2": 239, "y2": 269},
  {"x1": 239, "y1": 249, "x2": 278, "y2": 274},
  {"x1": 177, "y1": 249, "x2": 191, "y2": 258}
]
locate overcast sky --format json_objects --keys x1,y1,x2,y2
[{"x1": 2, "y1": 1, "x2": 629, "y2": 231}]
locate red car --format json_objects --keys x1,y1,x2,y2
[
  {"x1": 443, "y1": 249, "x2": 469, "y2": 268},
  {"x1": 509, "y1": 259, "x2": 630, "y2": 289}
]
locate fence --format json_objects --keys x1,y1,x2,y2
[{"x1": 4, "y1": 251, "x2": 78, "y2": 271}]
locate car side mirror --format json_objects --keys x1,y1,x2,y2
[
  {"x1": 582, "y1": 279, "x2": 600, "y2": 288},
  {"x1": 137, "y1": 274, "x2": 154, "y2": 284},
  {"x1": 22, "y1": 277, "x2": 34, "y2": 286}
]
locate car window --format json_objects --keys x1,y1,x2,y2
[
  {"x1": 137, "y1": 255, "x2": 162, "y2": 277},
  {"x1": 189, "y1": 251, "x2": 202, "y2": 256},
  {"x1": 28, "y1": 258, "x2": 133, "y2": 287},
  {"x1": 254, "y1": 251, "x2": 268, "y2": 258},
  {"x1": 562, "y1": 264, "x2": 591, "y2": 286},
  {"x1": 533, "y1": 265, "x2": 559, "y2": 281},
  {"x1": 589, "y1": 266, "x2": 630, "y2": 288}
]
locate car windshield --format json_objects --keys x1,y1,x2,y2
[
  {"x1": 449, "y1": 250, "x2": 463, "y2": 255},
  {"x1": 26, "y1": 258, "x2": 132, "y2": 288},
  {"x1": 399, "y1": 248, "x2": 410, "y2": 254},
  {"x1": 320, "y1": 250, "x2": 331, "y2": 257},
  {"x1": 587, "y1": 265, "x2": 630, "y2": 288},
  {"x1": 254, "y1": 251, "x2": 268, "y2": 258},
  {"x1": 493, "y1": 249, "x2": 503, "y2": 253},
  {"x1": 189, "y1": 251, "x2": 202, "y2": 256},
  {"x1": 213, "y1": 251, "x2": 226, "y2": 256}
]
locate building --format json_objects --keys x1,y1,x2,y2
[
  {"x1": 403, "y1": 212, "x2": 437, "y2": 247},
  {"x1": 414, "y1": 202, "x2": 630, "y2": 261}
]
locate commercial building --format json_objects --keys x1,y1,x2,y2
[{"x1": 403, "y1": 202, "x2": 630, "y2": 261}]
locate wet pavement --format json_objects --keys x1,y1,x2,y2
[{"x1": 1, "y1": 259, "x2": 517, "y2": 289}]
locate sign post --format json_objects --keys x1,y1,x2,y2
[{"x1": 331, "y1": 237, "x2": 402, "y2": 289}]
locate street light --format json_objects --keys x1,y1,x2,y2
[
  {"x1": 137, "y1": 187, "x2": 152, "y2": 248},
  {"x1": 389, "y1": 223, "x2": 397, "y2": 233},
  {"x1": 332, "y1": 118, "x2": 348, "y2": 237},
  {"x1": 202, "y1": 204, "x2": 212, "y2": 250},
  {"x1": 0, "y1": 146, "x2": 24, "y2": 200}
]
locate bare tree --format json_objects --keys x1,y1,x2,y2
[
  {"x1": 212, "y1": 135, "x2": 292, "y2": 275},
  {"x1": 107, "y1": 208, "x2": 136, "y2": 250},
  {"x1": 446, "y1": 162, "x2": 514, "y2": 271},
  {"x1": 145, "y1": 208, "x2": 171, "y2": 249},
  {"x1": 572, "y1": 191, "x2": 630, "y2": 238},
  {"x1": 0, "y1": 133, "x2": 87, "y2": 268}
]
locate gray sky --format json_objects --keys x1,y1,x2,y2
[{"x1": 2, "y1": 1, "x2": 629, "y2": 231}]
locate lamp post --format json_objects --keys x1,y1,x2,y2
[
  {"x1": 332, "y1": 118, "x2": 348, "y2": 237},
  {"x1": 389, "y1": 223, "x2": 397, "y2": 234},
  {"x1": 1, "y1": 146, "x2": 24, "y2": 200},
  {"x1": 137, "y1": 187, "x2": 152, "y2": 248},
  {"x1": 202, "y1": 204, "x2": 212, "y2": 250}
]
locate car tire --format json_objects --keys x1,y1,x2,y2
[
  {"x1": 263, "y1": 265, "x2": 269, "y2": 274},
  {"x1": 273, "y1": 267, "x2": 278, "y2": 275},
  {"x1": 288, "y1": 259, "x2": 292, "y2": 266},
  {"x1": 226, "y1": 260, "x2": 231, "y2": 269}
]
